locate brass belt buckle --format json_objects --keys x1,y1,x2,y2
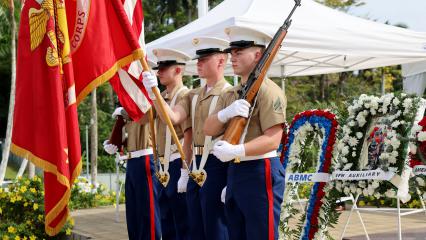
[
  {"x1": 234, "y1": 157, "x2": 241, "y2": 163},
  {"x1": 127, "y1": 152, "x2": 132, "y2": 159}
]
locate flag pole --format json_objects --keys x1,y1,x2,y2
[{"x1": 139, "y1": 58, "x2": 190, "y2": 172}]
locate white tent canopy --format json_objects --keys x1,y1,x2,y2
[
  {"x1": 146, "y1": 0, "x2": 426, "y2": 77},
  {"x1": 402, "y1": 60, "x2": 426, "y2": 96}
]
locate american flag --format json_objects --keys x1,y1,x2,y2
[{"x1": 110, "y1": 0, "x2": 152, "y2": 121}]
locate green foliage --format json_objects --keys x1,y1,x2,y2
[
  {"x1": 143, "y1": 0, "x2": 224, "y2": 42},
  {"x1": 0, "y1": 176, "x2": 125, "y2": 239},
  {"x1": 277, "y1": 65, "x2": 403, "y2": 125},
  {"x1": 77, "y1": 85, "x2": 117, "y2": 173},
  {"x1": 316, "y1": 0, "x2": 364, "y2": 11},
  {"x1": 0, "y1": 176, "x2": 73, "y2": 239},
  {"x1": 69, "y1": 177, "x2": 125, "y2": 210}
]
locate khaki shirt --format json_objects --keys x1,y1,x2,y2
[
  {"x1": 213, "y1": 78, "x2": 286, "y2": 142},
  {"x1": 156, "y1": 83, "x2": 189, "y2": 156},
  {"x1": 177, "y1": 79, "x2": 231, "y2": 146},
  {"x1": 125, "y1": 121, "x2": 151, "y2": 152}
]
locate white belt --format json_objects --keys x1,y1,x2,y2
[
  {"x1": 169, "y1": 152, "x2": 181, "y2": 162},
  {"x1": 238, "y1": 151, "x2": 277, "y2": 162},
  {"x1": 119, "y1": 148, "x2": 153, "y2": 161}
]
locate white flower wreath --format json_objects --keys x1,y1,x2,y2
[{"x1": 332, "y1": 93, "x2": 420, "y2": 199}]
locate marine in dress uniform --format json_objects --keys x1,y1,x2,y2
[
  {"x1": 142, "y1": 37, "x2": 232, "y2": 240},
  {"x1": 204, "y1": 26, "x2": 287, "y2": 240},
  {"x1": 104, "y1": 109, "x2": 161, "y2": 240},
  {"x1": 152, "y1": 48, "x2": 191, "y2": 240}
]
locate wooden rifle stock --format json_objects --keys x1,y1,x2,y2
[
  {"x1": 223, "y1": 0, "x2": 300, "y2": 144},
  {"x1": 109, "y1": 115, "x2": 126, "y2": 150}
]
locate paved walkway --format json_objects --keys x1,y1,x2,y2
[{"x1": 72, "y1": 205, "x2": 426, "y2": 239}]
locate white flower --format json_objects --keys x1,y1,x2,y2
[
  {"x1": 392, "y1": 98, "x2": 400, "y2": 106},
  {"x1": 356, "y1": 188, "x2": 363, "y2": 195},
  {"x1": 348, "y1": 121, "x2": 356, "y2": 127},
  {"x1": 391, "y1": 121, "x2": 401, "y2": 128},
  {"x1": 356, "y1": 113, "x2": 367, "y2": 127},
  {"x1": 341, "y1": 157, "x2": 348, "y2": 163},
  {"x1": 391, "y1": 151, "x2": 398, "y2": 157},
  {"x1": 374, "y1": 192, "x2": 381, "y2": 199},
  {"x1": 350, "y1": 184, "x2": 356, "y2": 193},
  {"x1": 342, "y1": 126, "x2": 351, "y2": 134},
  {"x1": 363, "y1": 188, "x2": 369, "y2": 196},
  {"x1": 358, "y1": 181, "x2": 366, "y2": 188},
  {"x1": 356, "y1": 132, "x2": 363, "y2": 139},
  {"x1": 341, "y1": 146, "x2": 349, "y2": 156},
  {"x1": 388, "y1": 155, "x2": 397, "y2": 164},
  {"x1": 418, "y1": 132, "x2": 426, "y2": 142},
  {"x1": 352, "y1": 152, "x2": 357, "y2": 157},
  {"x1": 343, "y1": 163, "x2": 353, "y2": 170},
  {"x1": 348, "y1": 137, "x2": 359, "y2": 147},
  {"x1": 372, "y1": 181, "x2": 380, "y2": 189},
  {"x1": 423, "y1": 192, "x2": 426, "y2": 201},
  {"x1": 385, "y1": 189, "x2": 396, "y2": 198},
  {"x1": 416, "y1": 177, "x2": 425, "y2": 187},
  {"x1": 409, "y1": 143, "x2": 417, "y2": 155},
  {"x1": 337, "y1": 142, "x2": 345, "y2": 151},
  {"x1": 390, "y1": 138, "x2": 400, "y2": 150},
  {"x1": 367, "y1": 187, "x2": 375, "y2": 196},
  {"x1": 344, "y1": 187, "x2": 350, "y2": 195},
  {"x1": 403, "y1": 98, "x2": 413, "y2": 109}
]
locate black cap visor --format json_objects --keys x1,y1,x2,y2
[
  {"x1": 152, "y1": 60, "x2": 185, "y2": 70},
  {"x1": 224, "y1": 40, "x2": 266, "y2": 53}
]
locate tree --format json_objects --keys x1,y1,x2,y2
[
  {"x1": 90, "y1": 90, "x2": 98, "y2": 185},
  {"x1": 0, "y1": 0, "x2": 17, "y2": 184}
]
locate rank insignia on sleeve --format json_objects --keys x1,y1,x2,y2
[{"x1": 273, "y1": 98, "x2": 283, "y2": 113}]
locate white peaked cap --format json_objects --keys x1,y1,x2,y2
[
  {"x1": 224, "y1": 26, "x2": 273, "y2": 49},
  {"x1": 152, "y1": 48, "x2": 191, "y2": 63},
  {"x1": 192, "y1": 37, "x2": 230, "y2": 59}
]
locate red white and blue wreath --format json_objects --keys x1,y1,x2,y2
[
  {"x1": 281, "y1": 110, "x2": 339, "y2": 240},
  {"x1": 332, "y1": 93, "x2": 420, "y2": 201},
  {"x1": 409, "y1": 116, "x2": 426, "y2": 200}
]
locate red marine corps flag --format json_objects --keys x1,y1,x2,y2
[
  {"x1": 12, "y1": 0, "x2": 81, "y2": 235},
  {"x1": 12, "y1": 0, "x2": 144, "y2": 236}
]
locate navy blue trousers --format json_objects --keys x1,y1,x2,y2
[
  {"x1": 125, "y1": 154, "x2": 161, "y2": 240},
  {"x1": 225, "y1": 157, "x2": 285, "y2": 240},
  {"x1": 186, "y1": 154, "x2": 229, "y2": 240},
  {"x1": 159, "y1": 159, "x2": 191, "y2": 240}
]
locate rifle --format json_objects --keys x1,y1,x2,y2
[
  {"x1": 109, "y1": 115, "x2": 126, "y2": 150},
  {"x1": 223, "y1": 0, "x2": 301, "y2": 145}
]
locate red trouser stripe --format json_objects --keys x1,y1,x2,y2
[
  {"x1": 264, "y1": 158, "x2": 274, "y2": 240},
  {"x1": 145, "y1": 155, "x2": 155, "y2": 240}
]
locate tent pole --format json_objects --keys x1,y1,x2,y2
[
  {"x1": 281, "y1": 65, "x2": 286, "y2": 94},
  {"x1": 197, "y1": 0, "x2": 208, "y2": 18}
]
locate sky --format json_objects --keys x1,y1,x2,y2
[{"x1": 347, "y1": 0, "x2": 426, "y2": 32}]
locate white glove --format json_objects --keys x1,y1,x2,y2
[
  {"x1": 217, "y1": 99, "x2": 251, "y2": 123},
  {"x1": 221, "y1": 186, "x2": 227, "y2": 204},
  {"x1": 212, "y1": 140, "x2": 245, "y2": 162},
  {"x1": 177, "y1": 168, "x2": 190, "y2": 193},
  {"x1": 142, "y1": 71, "x2": 158, "y2": 100},
  {"x1": 103, "y1": 140, "x2": 118, "y2": 155}
]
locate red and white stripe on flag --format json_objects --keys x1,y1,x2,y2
[{"x1": 110, "y1": 0, "x2": 152, "y2": 121}]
